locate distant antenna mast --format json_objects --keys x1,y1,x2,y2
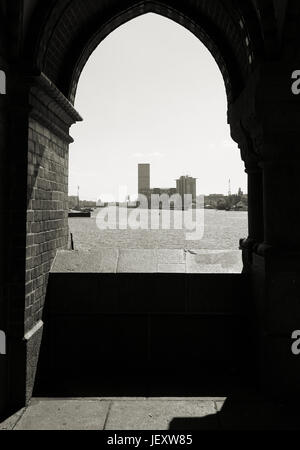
[
  {"x1": 77, "y1": 185, "x2": 80, "y2": 208},
  {"x1": 228, "y1": 179, "x2": 232, "y2": 196}
]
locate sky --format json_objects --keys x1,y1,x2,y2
[{"x1": 69, "y1": 13, "x2": 247, "y2": 202}]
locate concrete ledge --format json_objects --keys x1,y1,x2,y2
[{"x1": 52, "y1": 249, "x2": 243, "y2": 274}]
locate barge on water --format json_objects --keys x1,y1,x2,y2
[{"x1": 68, "y1": 209, "x2": 92, "y2": 218}]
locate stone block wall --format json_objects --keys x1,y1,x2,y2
[
  {"x1": 35, "y1": 273, "x2": 253, "y2": 396},
  {"x1": 25, "y1": 118, "x2": 69, "y2": 334},
  {"x1": 4, "y1": 73, "x2": 83, "y2": 407}
]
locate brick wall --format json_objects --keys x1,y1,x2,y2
[{"x1": 25, "y1": 118, "x2": 69, "y2": 334}]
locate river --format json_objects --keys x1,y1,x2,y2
[{"x1": 69, "y1": 208, "x2": 248, "y2": 252}]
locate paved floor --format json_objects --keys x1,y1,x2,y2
[
  {"x1": 52, "y1": 249, "x2": 242, "y2": 273},
  {"x1": 1, "y1": 395, "x2": 300, "y2": 430}
]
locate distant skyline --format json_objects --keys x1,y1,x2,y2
[{"x1": 69, "y1": 13, "x2": 247, "y2": 201}]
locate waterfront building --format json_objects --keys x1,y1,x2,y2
[
  {"x1": 138, "y1": 165, "x2": 197, "y2": 208},
  {"x1": 176, "y1": 175, "x2": 197, "y2": 205}
]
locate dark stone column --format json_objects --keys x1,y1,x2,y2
[
  {"x1": 0, "y1": 69, "x2": 30, "y2": 415},
  {"x1": 256, "y1": 158, "x2": 300, "y2": 397},
  {"x1": 262, "y1": 160, "x2": 300, "y2": 249},
  {"x1": 5, "y1": 74, "x2": 32, "y2": 414},
  {"x1": 229, "y1": 62, "x2": 300, "y2": 398},
  {"x1": 240, "y1": 162, "x2": 264, "y2": 272},
  {"x1": 228, "y1": 111, "x2": 264, "y2": 273},
  {"x1": 1, "y1": 71, "x2": 82, "y2": 417},
  {"x1": 247, "y1": 165, "x2": 264, "y2": 246}
]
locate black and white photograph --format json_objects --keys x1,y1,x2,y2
[{"x1": 1, "y1": 0, "x2": 300, "y2": 434}]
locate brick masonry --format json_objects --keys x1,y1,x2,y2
[{"x1": 25, "y1": 118, "x2": 69, "y2": 333}]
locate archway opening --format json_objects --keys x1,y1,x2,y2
[
  {"x1": 58, "y1": 13, "x2": 248, "y2": 275},
  {"x1": 34, "y1": 11, "x2": 253, "y2": 399}
]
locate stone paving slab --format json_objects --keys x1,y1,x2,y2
[
  {"x1": 156, "y1": 249, "x2": 185, "y2": 264},
  {"x1": 157, "y1": 264, "x2": 186, "y2": 273},
  {"x1": 52, "y1": 248, "x2": 242, "y2": 274},
  {"x1": 117, "y1": 249, "x2": 158, "y2": 273},
  {"x1": 186, "y1": 250, "x2": 242, "y2": 274},
  {"x1": 104, "y1": 400, "x2": 217, "y2": 430},
  {"x1": 2, "y1": 396, "x2": 300, "y2": 430},
  {"x1": 1, "y1": 399, "x2": 219, "y2": 431},
  {"x1": 14, "y1": 399, "x2": 110, "y2": 430},
  {"x1": 52, "y1": 249, "x2": 119, "y2": 273},
  {"x1": 0, "y1": 409, "x2": 26, "y2": 430}
]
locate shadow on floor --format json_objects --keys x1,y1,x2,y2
[{"x1": 170, "y1": 392, "x2": 300, "y2": 430}]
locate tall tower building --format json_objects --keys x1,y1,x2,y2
[
  {"x1": 138, "y1": 164, "x2": 150, "y2": 195},
  {"x1": 176, "y1": 175, "x2": 197, "y2": 205}
]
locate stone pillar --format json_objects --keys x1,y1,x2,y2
[
  {"x1": 2, "y1": 71, "x2": 82, "y2": 415},
  {"x1": 229, "y1": 62, "x2": 300, "y2": 398},
  {"x1": 0, "y1": 69, "x2": 30, "y2": 415},
  {"x1": 262, "y1": 160, "x2": 300, "y2": 249},
  {"x1": 240, "y1": 161, "x2": 264, "y2": 272},
  {"x1": 247, "y1": 165, "x2": 264, "y2": 246},
  {"x1": 228, "y1": 110, "x2": 264, "y2": 273},
  {"x1": 256, "y1": 157, "x2": 300, "y2": 397}
]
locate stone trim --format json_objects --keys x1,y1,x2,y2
[
  {"x1": 23, "y1": 320, "x2": 43, "y2": 342},
  {"x1": 33, "y1": 73, "x2": 82, "y2": 123},
  {"x1": 30, "y1": 108, "x2": 75, "y2": 144},
  {"x1": 29, "y1": 72, "x2": 82, "y2": 143}
]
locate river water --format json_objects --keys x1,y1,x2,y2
[{"x1": 69, "y1": 208, "x2": 248, "y2": 252}]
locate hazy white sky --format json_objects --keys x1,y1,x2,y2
[{"x1": 69, "y1": 13, "x2": 247, "y2": 201}]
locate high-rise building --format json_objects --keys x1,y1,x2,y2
[
  {"x1": 138, "y1": 164, "x2": 151, "y2": 204},
  {"x1": 176, "y1": 176, "x2": 197, "y2": 204},
  {"x1": 138, "y1": 164, "x2": 150, "y2": 194},
  {"x1": 137, "y1": 165, "x2": 197, "y2": 209}
]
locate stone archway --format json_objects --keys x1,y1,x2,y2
[
  {"x1": 25, "y1": 0, "x2": 258, "y2": 406},
  {"x1": 30, "y1": 0, "x2": 254, "y2": 104},
  {"x1": 1, "y1": 0, "x2": 300, "y2": 417}
]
